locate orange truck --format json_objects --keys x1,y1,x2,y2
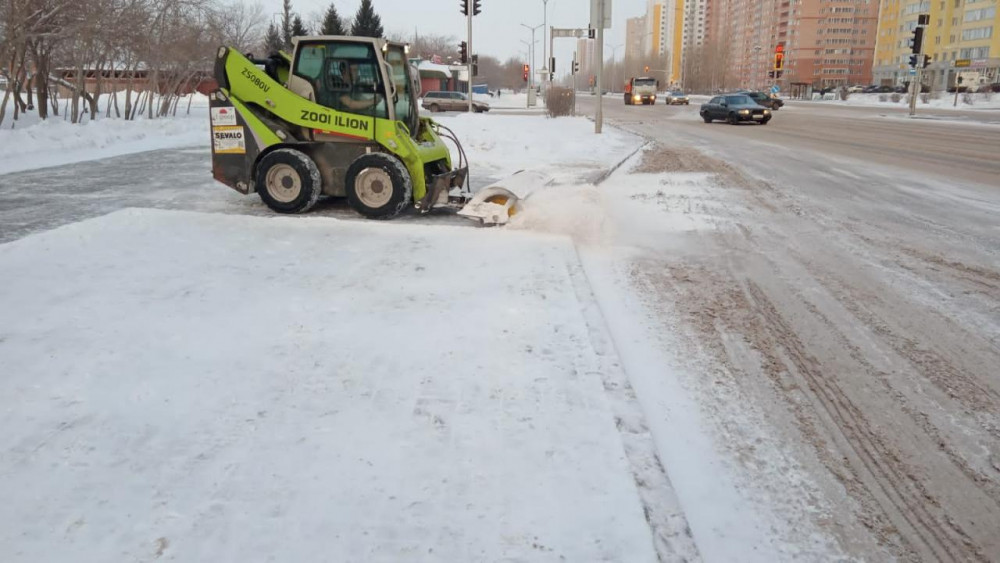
[{"x1": 624, "y1": 77, "x2": 659, "y2": 105}]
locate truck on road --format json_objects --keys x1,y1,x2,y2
[{"x1": 624, "y1": 77, "x2": 659, "y2": 105}]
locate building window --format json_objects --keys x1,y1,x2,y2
[
  {"x1": 962, "y1": 26, "x2": 993, "y2": 40},
  {"x1": 965, "y1": 7, "x2": 996, "y2": 22}
]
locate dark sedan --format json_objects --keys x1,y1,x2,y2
[{"x1": 700, "y1": 95, "x2": 771, "y2": 125}]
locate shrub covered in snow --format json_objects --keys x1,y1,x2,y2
[{"x1": 546, "y1": 87, "x2": 574, "y2": 118}]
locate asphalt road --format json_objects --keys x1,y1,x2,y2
[
  {"x1": 579, "y1": 95, "x2": 1000, "y2": 186},
  {"x1": 577, "y1": 95, "x2": 1000, "y2": 560}
]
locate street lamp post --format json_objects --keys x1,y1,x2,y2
[
  {"x1": 542, "y1": 0, "x2": 550, "y2": 80},
  {"x1": 521, "y1": 23, "x2": 543, "y2": 93},
  {"x1": 753, "y1": 45, "x2": 762, "y2": 90},
  {"x1": 606, "y1": 43, "x2": 624, "y2": 93}
]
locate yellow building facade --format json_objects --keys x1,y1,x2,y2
[{"x1": 874, "y1": 0, "x2": 999, "y2": 89}]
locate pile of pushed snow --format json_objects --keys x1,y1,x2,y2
[
  {"x1": 0, "y1": 93, "x2": 209, "y2": 175},
  {"x1": 508, "y1": 185, "x2": 614, "y2": 245}
]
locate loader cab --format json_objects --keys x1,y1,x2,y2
[{"x1": 287, "y1": 36, "x2": 420, "y2": 138}]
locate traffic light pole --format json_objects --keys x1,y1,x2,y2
[
  {"x1": 909, "y1": 49, "x2": 923, "y2": 117},
  {"x1": 909, "y1": 15, "x2": 928, "y2": 117},
  {"x1": 572, "y1": 53, "x2": 578, "y2": 115},
  {"x1": 467, "y1": 8, "x2": 473, "y2": 113}
]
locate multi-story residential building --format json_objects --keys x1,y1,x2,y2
[
  {"x1": 874, "y1": 0, "x2": 999, "y2": 89},
  {"x1": 646, "y1": 0, "x2": 687, "y2": 86},
  {"x1": 577, "y1": 38, "x2": 597, "y2": 85},
  {"x1": 625, "y1": 16, "x2": 649, "y2": 81},
  {"x1": 701, "y1": 0, "x2": 878, "y2": 91}
]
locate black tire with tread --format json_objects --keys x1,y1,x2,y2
[
  {"x1": 255, "y1": 148, "x2": 322, "y2": 214},
  {"x1": 345, "y1": 152, "x2": 413, "y2": 220}
]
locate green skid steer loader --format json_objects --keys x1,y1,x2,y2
[{"x1": 209, "y1": 36, "x2": 518, "y2": 223}]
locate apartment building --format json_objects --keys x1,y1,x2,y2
[
  {"x1": 874, "y1": 0, "x2": 999, "y2": 88},
  {"x1": 625, "y1": 16, "x2": 649, "y2": 81},
  {"x1": 703, "y1": 0, "x2": 878, "y2": 91},
  {"x1": 646, "y1": 0, "x2": 687, "y2": 85}
]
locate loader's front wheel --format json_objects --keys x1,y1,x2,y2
[
  {"x1": 345, "y1": 153, "x2": 413, "y2": 220},
  {"x1": 256, "y1": 149, "x2": 322, "y2": 214}
]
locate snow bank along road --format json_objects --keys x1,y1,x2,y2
[
  {"x1": 577, "y1": 97, "x2": 1000, "y2": 560},
  {"x1": 3, "y1": 105, "x2": 1000, "y2": 560}
]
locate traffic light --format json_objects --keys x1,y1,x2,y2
[
  {"x1": 522, "y1": 64, "x2": 529, "y2": 82},
  {"x1": 460, "y1": 0, "x2": 468, "y2": 16},
  {"x1": 572, "y1": 60, "x2": 580, "y2": 74},
  {"x1": 922, "y1": 54, "x2": 931, "y2": 68},
  {"x1": 550, "y1": 57, "x2": 555, "y2": 77},
  {"x1": 910, "y1": 27, "x2": 924, "y2": 54},
  {"x1": 908, "y1": 54, "x2": 918, "y2": 68},
  {"x1": 473, "y1": 0, "x2": 482, "y2": 15},
  {"x1": 644, "y1": 65, "x2": 649, "y2": 73},
  {"x1": 774, "y1": 52, "x2": 784, "y2": 70},
  {"x1": 471, "y1": 54, "x2": 478, "y2": 76},
  {"x1": 459, "y1": 41, "x2": 468, "y2": 64}
]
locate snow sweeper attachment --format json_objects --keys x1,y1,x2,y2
[{"x1": 208, "y1": 36, "x2": 518, "y2": 224}]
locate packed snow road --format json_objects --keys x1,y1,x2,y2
[{"x1": 576, "y1": 97, "x2": 1000, "y2": 560}]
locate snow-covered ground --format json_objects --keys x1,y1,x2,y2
[
  {"x1": 795, "y1": 91, "x2": 1000, "y2": 110},
  {"x1": 0, "y1": 92, "x2": 209, "y2": 175},
  {"x1": 9, "y1": 88, "x2": 992, "y2": 559},
  {"x1": 0, "y1": 209, "x2": 663, "y2": 562}
]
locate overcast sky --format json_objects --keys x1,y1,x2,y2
[{"x1": 289, "y1": 0, "x2": 645, "y2": 78}]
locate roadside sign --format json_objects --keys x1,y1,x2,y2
[
  {"x1": 954, "y1": 59, "x2": 971, "y2": 67},
  {"x1": 590, "y1": 0, "x2": 612, "y2": 29},
  {"x1": 909, "y1": 68, "x2": 917, "y2": 75},
  {"x1": 770, "y1": 85, "x2": 780, "y2": 94}
]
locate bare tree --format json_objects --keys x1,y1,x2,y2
[{"x1": 208, "y1": 1, "x2": 265, "y2": 54}]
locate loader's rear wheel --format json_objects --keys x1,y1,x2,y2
[
  {"x1": 345, "y1": 153, "x2": 413, "y2": 220},
  {"x1": 256, "y1": 148, "x2": 322, "y2": 214}
]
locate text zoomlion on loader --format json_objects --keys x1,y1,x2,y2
[{"x1": 208, "y1": 36, "x2": 519, "y2": 224}]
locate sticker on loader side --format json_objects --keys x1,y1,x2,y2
[
  {"x1": 211, "y1": 107, "x2": 238, "y2": 126},
  {"x1": 213, "y1": 125, "x2": 246, "y2": 154}
]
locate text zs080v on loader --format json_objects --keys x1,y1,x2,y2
[{"x1": 209, "y1": 36, "x2": 519, "y2": 224}]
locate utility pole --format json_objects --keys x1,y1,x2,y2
[{"x1": 595, "y1": 0, "x2": 606, "y2": 134}]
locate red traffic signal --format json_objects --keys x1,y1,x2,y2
[
  {"x1": 774, "y1": 52, "x2": 784, "y2": 70},
  {"x1": 522, "y1": 64, "x2": 529, "y2": 81}
]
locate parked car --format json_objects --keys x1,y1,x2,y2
[
  {"x1": 978, "y1": 83, "x2": 1000, "y2": 93},
  {"x1": 848, "y1": 85, "x2": 866, "y2": 93},
  {"x1": 744, "y1": 91, "x2": 784, "y2": 110},
  {"x1": 664, "y1": 91, "x2": 690, "y2": 105},
  {"x1": 700, "y1": 94, "x2": 771, "y2": 125},
  {"x1": 421, "y1": 91, "x2": 490, "y2": 113}
]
